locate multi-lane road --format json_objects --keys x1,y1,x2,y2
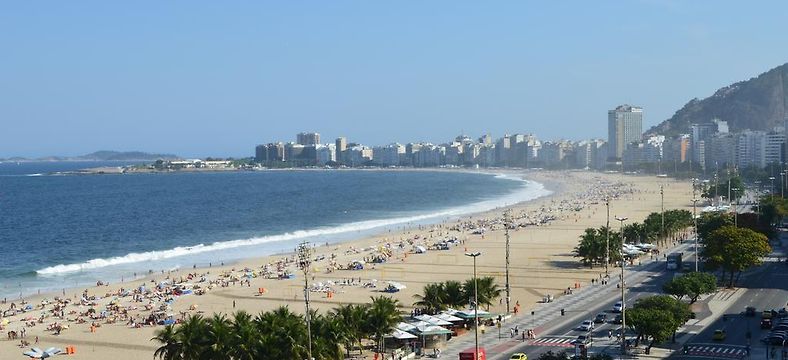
[{"x1": 486, "y1": 242, "x2": 701, "y2": 359}]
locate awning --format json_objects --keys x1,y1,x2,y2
[
  {"x1": 413, "y1": 314, "x2": 452, "y2": 326},
  {"x1": 388, "y1": 329, "x2": 418, "y2": 340}
]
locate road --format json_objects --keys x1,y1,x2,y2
[
  {"x1": 672, "y1": 234, "x2": 788, "y2": 360},
  {"x1": 483, "y1": 241, "x2": 701, "y2": 359}
]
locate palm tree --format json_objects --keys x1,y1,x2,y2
[
  {"x1": 203, "y1": 314, "x2": 232, "y2": 360},
  {"x1": 228, "y1": 311, "x2": 259, "y2": 360},
  {"x1": 254, "y1": 306, "x2": 308, "y2": 360},
  {"x1": 443, "y1": 280, "x2": 466, "y2": 308},
  {"x1": 412, "y1": 282, "x2": 446, "y2": 314},
  {"x1": 331, "y1": 304, "x2": 369, "y2": 356},
  {"x1": 366, "y1": 296, "x2": 401, "y2": 354},
  {"x1": 175, "y1": 314, "x2": 208, "y2": 360},
  {"x1": 152, "y1": 324, "x2": 182, "y2": 360},
  {"x1": 464, "y1": 277, "x2": 502, "y2": 310},
  {"x1": 310, "y1": 311, "x2": 346, "y2": 360}
]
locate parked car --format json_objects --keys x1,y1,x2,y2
[
  {"x1": 594, "y1": 313, "x2": 607, "y2": 323},
  {"x1": 761, "y1": 334, "x2": 787, "y2": 345},
  {"x1": 579, "y1": 320, "x2": 594, "y2": 331}
]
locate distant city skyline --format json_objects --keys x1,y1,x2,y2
[{"x1": 2, "y1": 1, "x2": 788, "y2": 158}]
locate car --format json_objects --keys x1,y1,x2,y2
[
  {"x1": 594, "y1": 313, "x2": 607, "y2": 323},
  {"x1": 612, "y1": 314, "x2": 623, "y2": 324},
  {"x1": 745, "y1": 306, "x2": 756, "y2": 317},
  {"x1": 579, "y1": 320, "x2": 594, "y2": 331},
  {"x1": 712, "y1": 329, "x2": 726, "y2": 341},
  {"x1": 761, "y1": 318, "x2": 773, "y2": 329},
  {"x1": 509, "y1": 353, "x2": 528, "y2": 360},
  {"x1": 763, "y1": 310, "x2": 774, "y2": 319},
  {"x1": 613, "y1": 301, "x2": 623, "y2": 313},
  {"x1": 572, "y1": 334, "x2": 593, "y2": 345},
  {"x1": 761, "y1": 335, "x2": 787, "y2": 345}
]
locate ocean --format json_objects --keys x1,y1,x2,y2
[{"x1": 0, "y1": 162, "x2": 550, "y2": 299}]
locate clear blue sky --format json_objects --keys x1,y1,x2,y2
[{"x1": 2, "y1": 1, "x2": 787, "y2": 158}]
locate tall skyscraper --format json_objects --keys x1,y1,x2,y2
[
  {"x1": 335, "y1": 137, "x2": 347, "y2": 163},
  {"x1": 297, "y1": 132, "x2": 321, "y2": 145},
  {"x1": 608, "y1": 105, "x2": 643, "y2": 160}
]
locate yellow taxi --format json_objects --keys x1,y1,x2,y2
[{"x1": 509, "y1": 353, "x2": 528, "y2": 360}]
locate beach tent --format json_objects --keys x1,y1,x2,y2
[
  {"x1": 384, "y1": 282, "x2": 407, "y2": 293},
  {"x1": 414, "y1": 246, "x2": 427, "y2": 254},
  {"x1": 413, "y1": 314, "x2": 452, "y2": 326},
  {"x1": 389, "y1": 329, "x2": 417, "y2": 340},
  {"x1": 434, "y1": 312, "x2": 464, "y2": 323},
  {"x1": 23, "y1": 347, "x2": 62, "y2": 359},
  {"x1": 448, "y1": 308, "x2": 495, "y2": 320}
]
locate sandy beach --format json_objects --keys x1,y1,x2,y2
[{"x1": 0, "y1": 170, "x2": 693, "y2": 359}]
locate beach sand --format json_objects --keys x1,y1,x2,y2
[{"x1": 0, "y1": 170, "x2": 693, "y2": 359}]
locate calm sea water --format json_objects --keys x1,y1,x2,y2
[{"x1": 0, "y1": 162, "x2": 549, "y2": 298}]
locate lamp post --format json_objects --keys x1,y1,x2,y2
[
  {"x1": 660, "y1": 185, "x2": 665, "y2": 246},
  {"x1": 504, "y1": 211, "x2": 511, "y2": 315},
  {"x1": 606, "y1": 199, "x2": 610, "y2": 276},
  {"x1": 692, "y1": 197, "x2": 699, "y2": 272},
  {"x1": 615, "y1": 216, "x2": 628, "y2": 355},
  {"x1": 465, "y1": 252, "x2": 482, "y2": 360},
  {"x1": 770, "y1": 176, "x2": 776, "y2": 201},
  {"x1": 731, "y1": 187, "x2": 740, "y2": 227},
  {"x1": 297, "y1": 242, "x2": 313, "y2": 360}
]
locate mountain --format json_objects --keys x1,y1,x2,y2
[
  {"x1": 647, "y1": 62, "x2": 788, "y2": 137},
  {"x1": 0, "y1": 151, "x2": 179, "y2": 162},
  {"x1": 76, "y1": 151, "x2": 179, "y2": 161}
]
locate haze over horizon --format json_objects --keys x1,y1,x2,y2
[{"x1": 2, "y1": 1, "x2": 788, "y2": 158}]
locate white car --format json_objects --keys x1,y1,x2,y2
[
  {"x1": 613, "y1": 301, "x2": 623, "y2": 313},
  {"x1": 579, "y1": 320, "x2": 594, "y2": 331}
]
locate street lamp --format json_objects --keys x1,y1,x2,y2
[
  {"x1": 605, "y1": 199, "x2": 610, "y2": 276},
  {"x1": 465, "y1": 252, "x2": 482, "y2": 360},
  {"x1": 731, "y1": 187, "x2": 740, "y2": 227},
  {"x1": 770, "y1": 176, "x2": 776, "y2": 201},
  {"x1": 504, "y1": 211, "x2": 511, "y2": 315},
  {"x1": 297, "y1": 242, "x2": 314, "y2": 360},
  {"x1": 615, "y1": 216, "x2": 628, "y2": 355},
  {"x1": 692, "y1": 197, "x2": 699, "y2": 272},
  {"x1": 660, "y1": 185, "x2": 665, "y2": 246}
]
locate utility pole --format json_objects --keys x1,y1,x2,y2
[
  {"x1": 616, "y1": 216, "x2": 628, "y2": 355},
  {"x1": 660, "y1": 185, "x2": 665, "y2": 246},
  {"x1": 692, "y1": 178, "x2": 699, "y2": 272},
  {"x1": 465, "y1": 252, "x2": 482, "y2": 360},
  {"x1": 297, "y1": 242, "x2": 313, "y2": 360},
  {"x1": 504, "y1": 211, "x2": 511, "y2": 315},
  {"x1": 605, "y1": 199, "x2": 610, "y2": 276},
  {"x1": 732, "y1": 188, "x2": 740, "y2": 227}
]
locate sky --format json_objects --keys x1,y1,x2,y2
[{"x1": 2, "y1": 1, "x2": 788, "y2": 158}]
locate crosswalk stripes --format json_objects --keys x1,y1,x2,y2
[
  {"x1": 529, "y1": 337, "x2": 576, "y2": 348},
  {"x1": 686, "y1": 344, "x2": 748, "y2": 359}
]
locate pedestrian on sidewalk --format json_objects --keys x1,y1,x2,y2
[{"x1": 608, "y1": 330, "x2": 612, "y2": 339}]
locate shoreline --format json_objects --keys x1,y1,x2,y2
[
  {"x1": 0, "y1": 170, "x2": 693, "y2": 360},
  {"x1": 3, "y1": 168, "x2": 550, "y2": 300}
]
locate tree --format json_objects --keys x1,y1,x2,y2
[
  {"x1": 463, "y1": 276, "x2": 502, "y2": 310},
  {"x1": 331, "y1": 304, "x2": 369, "y2": 356},
  {"x1": 254, "y1": 306, "x2": 308, "y2": 360},
  {"x1": 574, "y1": 227, "x2": 621, "y2": 268},
  {"x1": 413, "y1": 283, "x2": 446, "y2": 314},
  {"x1": 443, "y1": 280, "x2": 466, "y2": 308},
  {"x1": 703, "y1": 226, "x2": 771, "y2": 287},
  {"x1": 152, "y1": 325, "x2": 182, "y2": 360},
  {"x1": 626, "y1": 295, "x2": 691, "y2": 352},
  {"x1": 228, "y1": 311, "x2": 259, "y2": 360},
  {"x1": 662, "y1": 272, "x2": 717, "y2": 303},
  {"x1": 366, "y1": 296, "x2": 401, "y2": 354}
]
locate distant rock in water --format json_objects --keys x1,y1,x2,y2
[
  {"x1": 77, "y1": 151, "x2": 179, "y2": 161},
  {"x1": 647, "y1": 62, "x2": 788, "y2": 137}
]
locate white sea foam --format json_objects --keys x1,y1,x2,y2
[{"x1": 36, "y1": 173, "x2": 551, "y2": 275}]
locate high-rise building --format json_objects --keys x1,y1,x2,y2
[
  {"x1": 608, "y1": 105, "x2": 643, "y2": 160},
  {"x1": 297, "y1": 132, "x2": 321, "y2": 146},
  {"x1": 736, "y1": 130, "x2": 767, "y2": 169},
  {"x1": 765, "y1": 131, "x2": 785, "y2": 165},
  {"x1": 335, "y1": 137, "x2": 347, "y2": 163}
]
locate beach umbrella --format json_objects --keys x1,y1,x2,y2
[{"x1": 23, "y1": 347, "x2": 62, "y2": 359}]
